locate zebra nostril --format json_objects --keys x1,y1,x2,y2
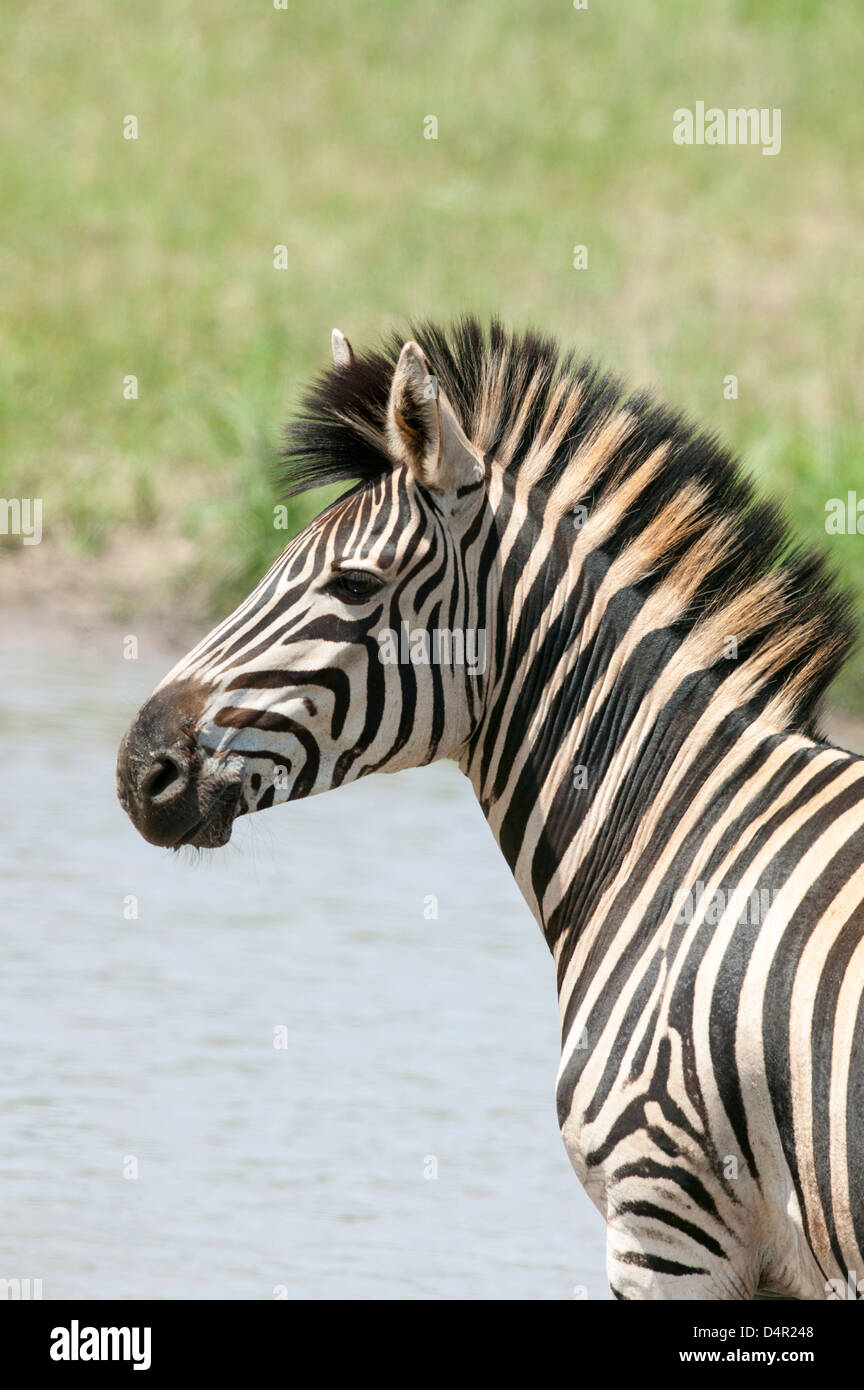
[{"x1": 140, "y1": 753, "x2": 188, "y2": 803}]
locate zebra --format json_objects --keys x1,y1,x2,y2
[{"x1": 117, "y1": 318, "x2": 864, "y2": 1300}]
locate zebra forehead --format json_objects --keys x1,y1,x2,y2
[{"x1": 297, "y1": 469, "x2": 422, "y2": 560}]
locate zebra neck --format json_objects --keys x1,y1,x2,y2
[{"x1": 461, "y1": 550, "x2": 788, "y2": 975}]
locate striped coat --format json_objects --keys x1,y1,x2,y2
[{"x1": 118, "y1": 320, "x2": 864, "y2": 1299}]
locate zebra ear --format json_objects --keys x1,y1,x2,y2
[
  {"x1": 386, "y1": 341, "x2": 482, "y2": 492},
  {"x1": 331, "y1": 328, "x2": 355, "y2": 368}
]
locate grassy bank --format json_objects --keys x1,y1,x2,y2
[{"x1": 2, "y1": 0, "x2": 862, "y2": 706}]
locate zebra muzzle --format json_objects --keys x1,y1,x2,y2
[{"x1": 116, "y1": 685, "x2": 244, "y2": 850}]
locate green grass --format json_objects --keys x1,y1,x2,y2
[{"x1": 2, "y1": 0, "x2": 862, "y2": 706}]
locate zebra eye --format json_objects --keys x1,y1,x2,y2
[{"x1": 331, "y1": 569, "x2": 382, "y2": 600}]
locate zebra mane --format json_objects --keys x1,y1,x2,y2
[{"x1": 280, "y1": 316, "x2": 856, "y2": 736}]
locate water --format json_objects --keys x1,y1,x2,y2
[{"x1": 0, "y1": 628, "x2": 607, "y2": 1300}]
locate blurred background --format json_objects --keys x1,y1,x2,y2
[
  {"x1": 0, "y1": 0, "x2": 861, "y2": 1300},
  {"x1": 1, "y1": 0, "x2": 862, "y2": 699}
]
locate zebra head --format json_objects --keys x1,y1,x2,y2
[{"x1": 117, "y1": 331, "x2": 491, "y2": 849}]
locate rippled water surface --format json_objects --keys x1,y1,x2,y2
[{"x1": 0, "y1": 630, "x2": 607, "y2": 1299}]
